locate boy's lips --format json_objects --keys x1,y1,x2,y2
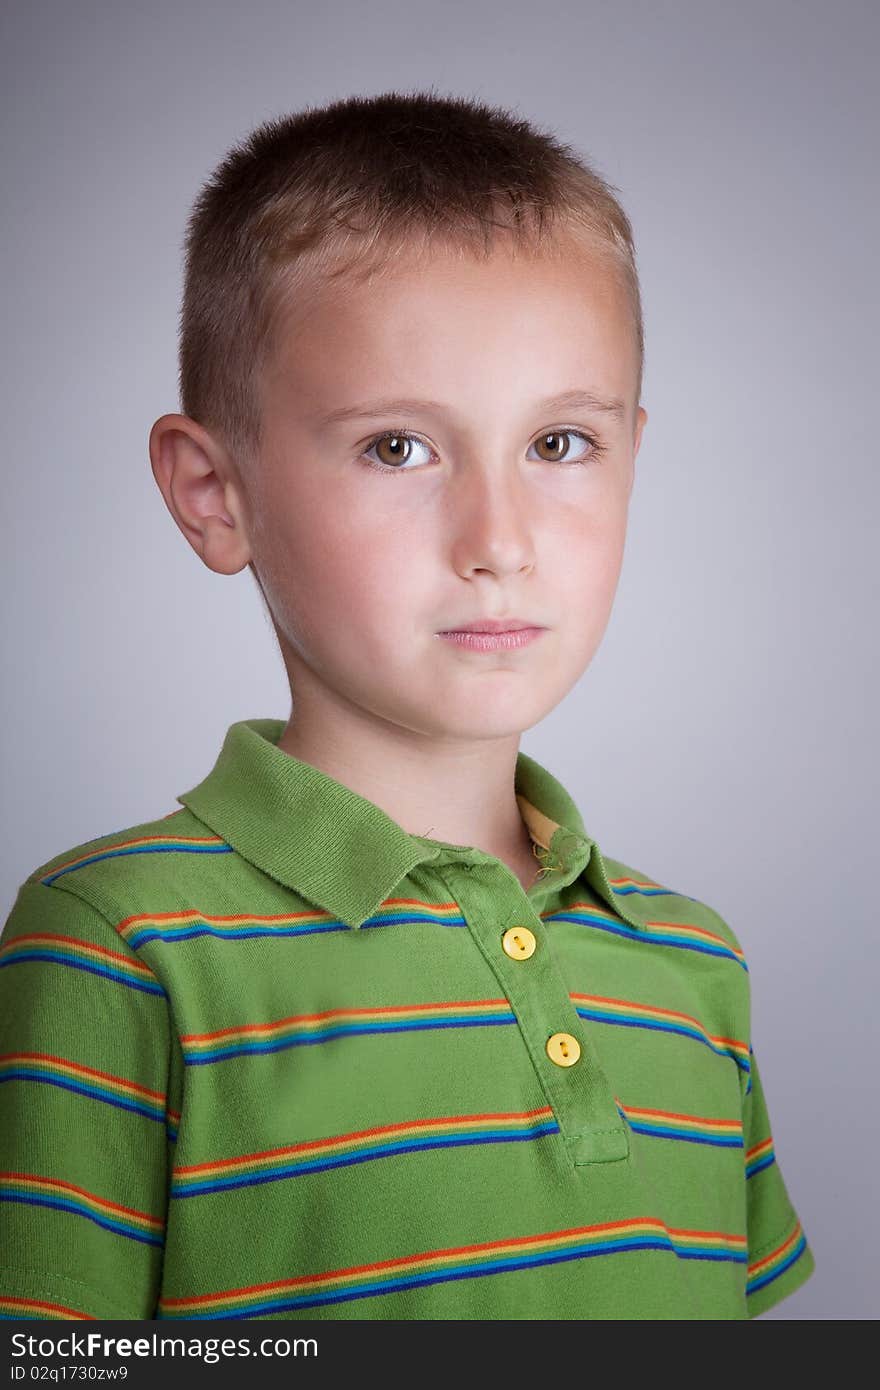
[
  {"x1": 436, "y1": 621, "x2": 547, "y2": 652},
  {"x1": 437, "y1": 618, "x2": 544, "y2": 633}
]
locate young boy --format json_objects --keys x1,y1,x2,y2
[{"x1": 0, "y1": 91, "x2": 814, "y2": 1321}]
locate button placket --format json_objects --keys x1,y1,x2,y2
[{"x1": 437, "y1": 864, "x2": 630, "y2": 1168}]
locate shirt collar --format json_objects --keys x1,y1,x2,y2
[{"x1": 176, "y1": 718, "x2": 644, "y2": 931}]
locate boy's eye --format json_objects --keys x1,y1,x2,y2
[
  {"x1": 360, "y1": 428, "x2": 601, "y2": 473},
  {"x1": 362, "y1": 432, "x2": 434, "y2": 470},
  {"x1": 528, "y1": 431, "x2": 599, "y2": 464}
]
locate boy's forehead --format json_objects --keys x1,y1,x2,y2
[
  {"x1": 277, "y1": 236, "x2": 627, "y2": 336},
  {"x1": 266, "y1": 242, "x2": 638, "y2": 413}
]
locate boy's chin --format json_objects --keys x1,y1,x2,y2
[{"x1": 395, "y1": 701, "x2": 557, "y2": 744}]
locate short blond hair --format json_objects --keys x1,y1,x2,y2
[{"x1": 179, "y1": 89, "x2": 644, "y2": 468}]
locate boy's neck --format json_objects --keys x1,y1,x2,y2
[{"x1": 274, "y1": 714, "x2": 538, "y2": 885}]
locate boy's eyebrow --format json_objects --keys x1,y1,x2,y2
[{"x1": 316, "y1": 389, "x2": 628, "y2": 427}]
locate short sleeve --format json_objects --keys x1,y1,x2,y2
[
  {"x1": 0, "y1": 876, "x2": 172, "y2": 1320},
  {"x1": 743, "y1": 1046, "x2": 816, "y2": 1317}
]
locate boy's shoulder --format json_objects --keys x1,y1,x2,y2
[
  {"x1": 22, "y1": 803, "x2": 220, "y2": 922},
  {"x1": 2, "y1": 806, "x2": 217, "y2": 997},
  {"x1": 594, "y1": 845, "x2": 749, "y2": 966}
]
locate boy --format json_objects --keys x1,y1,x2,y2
[{"x1": 0, "y1": 91, "x2": 814, "y2": 1320}]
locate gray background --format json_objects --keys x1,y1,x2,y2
[{"x1": 2, "y1": 0, "x2": 877, "y2": 1319}]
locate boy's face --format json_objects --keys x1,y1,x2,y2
[{"x1": 234, "y1": 239, "x2": 644, "y2": 744}]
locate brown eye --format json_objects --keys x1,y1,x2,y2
[
  {"x1": 535, "y1": 432, "x2": 568, "y2": 462},
  {"x1": 373, "y1": 434, "x2": 412, "y2": 467},
  {"x1": 528, "y1": 430, "x2": 598, "y2": 464},
  {"x1": 362, "y1": 432, "x2": 434, "y2": 471}
]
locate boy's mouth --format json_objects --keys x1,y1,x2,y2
[
  {"x1": 437, "y1": 617, "x2": 543, "y2": 633},
  {"x1": 436, "y1": 620, "x2": 547, "y2": 652}
]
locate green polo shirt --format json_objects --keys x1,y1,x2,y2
[{"x1": 0, "y1": 717, "x2": 814, "y2": 1321}]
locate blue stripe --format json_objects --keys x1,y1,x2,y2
[
  {"x1": 127, "y1": 922, "x2": 347, "y2": 948},
  {"x1": 0, "y1": 1071, "x2": 164, "y2": 1122},
  {"x1": 172, "y1": 1124, "x2": 561, "y2": 1196},
  {"x1": 747, "y1": 1234, "x2": 807, "y2": 1295},
  {"x1": 548, "y1": 912, "x2": 747, "y2": 971},
  {"x1": 184, "y1": 1014, "x2": 516, "y2": 1065},
  {"x1": 745, "y1": 1153, "x2": 776, "y2": 1179},
  {"x1": 0, "y1": 1192, "x2": 163, "y2": 1247},
  {"x1": 612, "y1": 886, "x2": 703, "y2": 902},
  {"x1": 575, "y1": 1007, "x2": 750, "y2": 1072},
  {"x1": 127, "y1": 911, "x2": 468, "y2": 949},
  {"x1": 0, "y1": 953, "x2": 164, "y2": 996},
  {"x1": 42, "y1": 843, "x2": 234, "y2": 885},
  {"x1": 627, "y1": 1121, "x2": 743, "y2": 1148},
  {"x1": 163, "y1": 1236, "x2": 747, "y2": 1319}
]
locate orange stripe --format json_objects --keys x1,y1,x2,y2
[
  {"x1": 378, "y1": 897, "x2": 460, "y2": 909},
  {"x1": 0, "y1": 1052, "x2": 166, "y2": 1102},
  {"x1": 46, "y1": 834, "x2": 225, "y2": 875},
  {"x1": 3, "y1": 933, "x2": 154, "y2": 973},
  {"x1": 2, "y1": 1171, "x2": 163, "y2": 1227},
  {"x1": 181, "y1": 997, "x2": 509, "y2": 1044},
  {"x1": 572, "y1": 993, "x2": 746, "y2": 1049},
  {"x1": 748, "y1": 1223, "x2": 801, "y2": 1275},
  {"x1": 117, "y1": 907, "x2": 328, "y2": 931},
  {"x1": 566, "y1": 901, "x2": 737, "y2": 949},
  {"x1": 175, "y1": 1106, "x2": 555, "y2": 1175},
  {"x1": 0, "y1": 1294, "x2": 94, "y2": 1319},
  {"x1": 624, "y1": 1104, "x2": 740, "y2": 1129},
  {"x1": 745, "y1": 1137, "x2": 773, "y2": 1158},
  {"x1": 119, "y1": 898, "x2": 458, "y2": 930},
  {"x1": 606, "y1": 877, "x2": 664, "y2": 890},
  {"x1": 162, "y1": 1218, "x2": 744, "y2": 1307}
]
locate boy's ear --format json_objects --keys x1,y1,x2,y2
[
  {"x1": 633, "y1": 405, "x2": 648, "y2": 455},
  {"x1": 148, "y1": 413, "x2": 253, "y2": 577}
]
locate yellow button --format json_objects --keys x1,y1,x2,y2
[
  {"x1": 502, "y1": 926, "x2": 537, "y2": 960},
  {"x1": 546, "y1": 1032, "x2": 581, "y2": 1067}
]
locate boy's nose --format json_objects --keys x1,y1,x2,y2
[{"x1": 448, "y1": 464, "x2": 537, "y2": 580}]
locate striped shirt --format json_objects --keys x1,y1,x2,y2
[{"x1": 0, "y1": 717, "x2": 814, "y2": 1320}]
